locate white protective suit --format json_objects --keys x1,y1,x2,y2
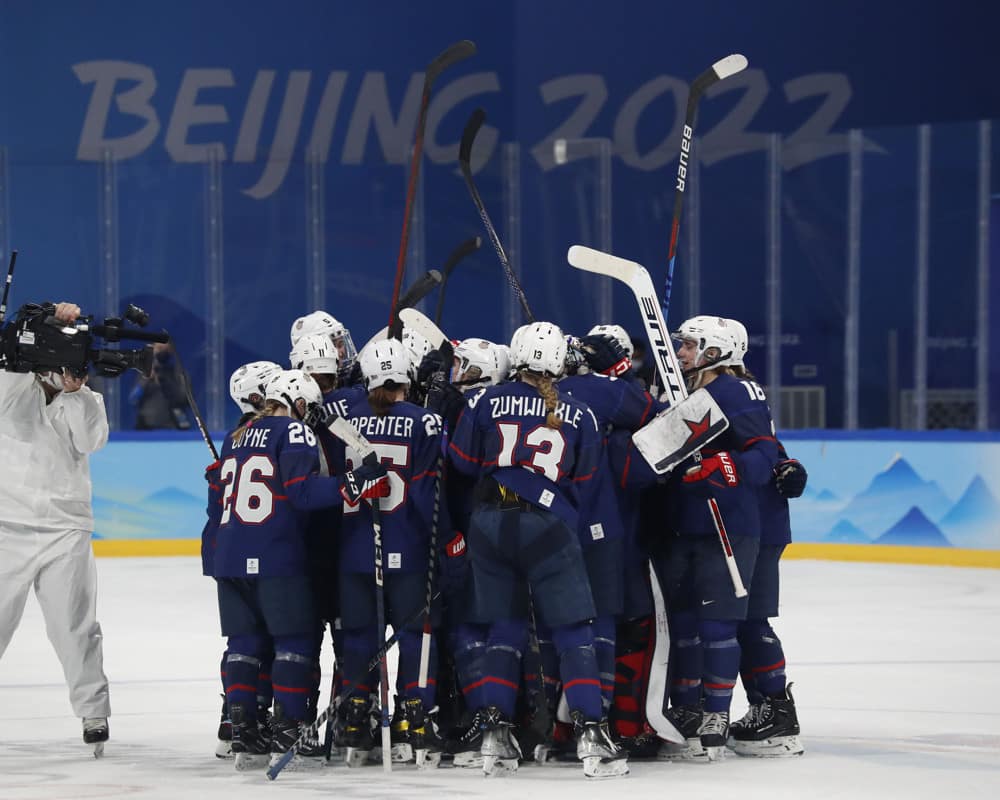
[{"x1": 0, "y1": 371, "x2": 111, "y2": 718}]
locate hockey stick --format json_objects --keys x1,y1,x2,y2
[
  {"x1": 388, "y1": 40, "x2": 477, "y2": 334},
  {"x1": 368, "y1": 464, "x2": 393, "y2": 772},
  {"x1": 707, "y1": 498, "x2": 748, "y2": 597},
  {"x1": 399, "y1": 307, "x2": 448, "y2": 349},
  {"x1": 459, "y1": 108, "x2": 535, "y2": 323},
  {"x1": 434, "y1": 236, "x2": 481, "y2": 326},
  {"x1": 267, "y1": 589, "x2": 442, "y2": 780},
  {"x1": 568, "y1": 245, "x2": 686, "y2": 406},
  {"x1": 0, "y1": 249, "x2": 17, "y2": 327},
  {"x1": 170, "y1": 343, "x2": 219, "y2": 461},
  {"x1": 389, "y1": 269, "x2": 443, "y2": 340},
  {"x1": 663, "y1": 54, "x2": 748, "y2": 319}
]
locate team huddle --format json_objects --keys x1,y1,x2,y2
[{"x1": 202, "y1": 307, "x2": 809, "y2": 779}]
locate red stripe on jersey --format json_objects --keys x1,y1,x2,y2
[
  {"x1": 743, "y1": 435, "x2": 777, "y2": 449},
  {"x1": 448, "y1": 440, "x2": 481, "y2": 465},
  {"x1": 751, "y1": 659, "x2": 786, "y2": 674},
  {"x1": 284, "y1": 475, "x2": 308, "y2": 486},
  {"x1": 272, "y1": 683, "x2": 311, "y2": 694},
  {"x1": 563, "y1": 678, "x2": 601, "y2": 691}
]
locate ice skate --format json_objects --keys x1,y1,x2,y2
[
  {"x1": 572, "y1": 714, "x2": 629, "y2": 779},
  {"x1": 396, "y1": 698, "x2": 446, "y2": 769},
  {"x1": 267, "y1": 702, "x2": 325, "y2": 771},
  {"x1": 533, "y1": 720, "x2": 575, "y2": 765},
  {"x1": 230, "y1": 704, "x2": 270, "y2": 770},
  {"x1": 480, "y1": 706, "x2": 521, "y2": 777},
  {"x1": 389, "y1": 696, "x2": 414, "y2": 763},
  {"x1": 342, "y1": 695, "x2": 376, "y2": 768},
  {"x1": 656, "y1": 705, "x2": 706, "y2": 761},
  {"x1": 448, "y1": 709, "x2": 486, "y2": 768},
  {"x1": 216, "y1": 695, "x2": 233, "y2": 759},
  {"x1": 698, "y1": 710, "x2": 729, "y2": 762},
  {"x1": 83, "y1": 717, "x2": 109, "y2": 759},
  {"x1": 727, "y1": 702, "x2": 761, "y2": 746},
  {"x1": 731, "y1": 683, "x2": 804, "y2": 757}
]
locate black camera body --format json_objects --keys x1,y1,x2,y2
[{"x1": 0, "y1": 302, "x2": 167, "y2": 378}]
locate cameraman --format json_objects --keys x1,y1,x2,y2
[
  {"x1": 0, "y1": 301, "x2": 112, "y2": 753},
  {"x1": 129, "y1": 341, "x2": 192, "y2": 430}
]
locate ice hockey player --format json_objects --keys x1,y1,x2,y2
[
  {"x1": 319, "y1": 339, "x2": 449, "y2": 768},
  {"x1": 214, "y1": 369, "x2": 388, "y2": 770},
  {"x1": 724, "y1": 321, "x2": 806, "y2": 757},
  {"x1": 290, "y1": 310, "x2": 360, "y2": 386},
  {"x1": 448, "y1": 321, "x2": 628, "y2": 778},
  {"x1": 653, "y1": 316, "x2": 779, "y2": 762},
  {"x1": 209, "y1": 360, "x2": 282, "y2": 758}
]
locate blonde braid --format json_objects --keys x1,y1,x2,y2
[{"x1": 535, "y1": 374, "x2": 563, "y2": 430}]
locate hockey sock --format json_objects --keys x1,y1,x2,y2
[
  {"x1": 738, "y1": 618, "x2": 787, "y2": 699},
  {"x1": 700, "y1": 619, "x2": 740, "y2": 714},
  {"x1": 552, "y1": 622, "x2": 603, "y2": 722},
  {"x1": 257, "y1": 642, "x2": 275, "y2": 711},
  {"x1": 397, "y1": 628, "x2": 437, "y2": 708},
  {"x1": 591, "y1": 615, "x2": 617, "y2": 716},
  {"x1": 272, "y1": 639, "x2": 317, "y2": 721},
  {"x1": 342, "y1": 627, "x2": 379, "y2": 700},
  {"x1": 612, "y1": 617, "x2": 651, "y2": 738},
  {"x1": 225, "y1": 644, "x2": 262, "y2": 717},
  {"x1": 482, "y1": 619, "x2": 528, "y2": 718},
  {"x1": 220, "y1": 650, "x2": 228, "y2": 706},
  {"x1": 451, "y1": 623, "x2": 488, "y2": 711},
  {"x1": 668, "y1": 611, "x2": 702, "y2": 708},
  {"x1": 534, "y1": 624, "x2": 562, "y2": 712}
]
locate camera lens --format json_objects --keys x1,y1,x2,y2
[{"x1": 124, "y1": 304, "x2": 150, "y2": 327}]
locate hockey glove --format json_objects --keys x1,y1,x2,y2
[
  {"x1": 438, "y1": 531, "x2": 469, "y2": 595},
  {"x1": 579, "y1": 334, "x2": 631, "y2": 377},
  {"x1": 340, "y1": 460, "x2": 391, "y2": 504},
  {"x1": 204, "y1": 459, "x2": 221, "y2": 486},
  {"x1": 774, "y1": 458, "x2": 808, "y2": 498},
  {"x1": 303, "y1": 402, "x2": 337, "y2": 431},
  {"x1": 682, "y1": 452, "x2": 740, "y2": 490}
]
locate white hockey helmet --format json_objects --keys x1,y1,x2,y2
[
  {"x1": 726, "y1": 318, "x2": 749, "y2": 367},
  {"x1": 359, "y1": 338, "x2": 411, "y2": 391},
  {"x1": 229, "y1": 360, "x2": 282, "y2": 414},
  {"x1": 289, "y1": 310, "x2": 357, "y2": 364},
  {"x1": 587, "y1": 324, "x2": 634, "y2": 360},
  {"x1": 510, "y1": 321, "x2": 568, "y2": 377},
  {"x1": 401, "y1": 328, "x2": 434, "y2": 376},
  {"x1": 264, "y1": 368, "x2": 323, "y2": 417},
  {"x1": 672, "y1": 315, "x2": 742, "y2": 370},
  {"x1": 491, "y1": 343, "x2": 512, "y2": 384},
  {"x1": 289, "y1": 331, "x2": 340, "y2": 376},
  {"x1": 454, "y1": 337, "x2": 500, "y2": 387}
]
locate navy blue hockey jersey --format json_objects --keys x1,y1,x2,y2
[
  {"x1": 330, "y1": 397, "x2": 445, "y2": 575},
  {"x1": 448, "y1": 380, "x2": 602, "y2": 528},
  {"x1": 214, "y1": 415, "x2": 345, "y2": 577},
  {"x1": 669, "y1": 374, "x2": 779, "y2": 539}
]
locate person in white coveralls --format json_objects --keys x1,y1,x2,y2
[{"x1": 0, "y1": 301, "x2": 112, "y2": 754}]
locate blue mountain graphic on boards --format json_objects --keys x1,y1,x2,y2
[
  {"x1": 822, "y1": 519, "x2": 870, "y2": 544},
  {"x1": 93, "y1": 486, "x2": 205, "y2": 539},
  {"x1": 938, "y1": 477, "x2": 1000, "y2": 549},
  {"x1": 874, "y1": 507, "x2": 951, "y2": 546},
  {"x1": 837, "y1": 454, "x2": 951, "y2": 539}
]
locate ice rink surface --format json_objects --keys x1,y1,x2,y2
[{"x1": 1, "y1": 557, "x2": 999, "y2": 799}]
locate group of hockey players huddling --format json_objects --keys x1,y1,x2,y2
[{"x1": 202, "y1": 306, "x2": 809, "y2": 779}]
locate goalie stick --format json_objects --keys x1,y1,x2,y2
[
  {"x1": 434, "y1": 235, "x2": 481, "y2": 326},
  {"x1": 663, "y1": 54, "x2": 748, "y2": 319},
  {"x1": 389, "y1": 40, "x2": 477, "y2": 335},
  {"x1": 459, "y1": 108, "x2": 535, "y2": 322}
]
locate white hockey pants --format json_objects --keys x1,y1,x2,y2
[{"x1": 0, "y1": 527, "x2": 110, "y2": 718}]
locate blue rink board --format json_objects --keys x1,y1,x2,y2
[{"x1": 90, "y1": 431, "x2": 1000, "y2": 550}]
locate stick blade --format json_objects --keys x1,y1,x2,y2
[
  {"x1": 459, "y1": 108, "x2": 487, "y2": 169},
  {"x1": 398, "y1": 269, "x2": 443, "y2": 309},
  {"x1": 443, "y1": 236, "x2": 482, "y2": 276},
  {"x1": 567, "y1": 244, "x2": 641, "y2": 284},
  {"x1": 427, "y1": 40, "x2": 477, "y2": 83},
  {"x1": 712, "y1": 53, "x2": 749, "y2": 80}
]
